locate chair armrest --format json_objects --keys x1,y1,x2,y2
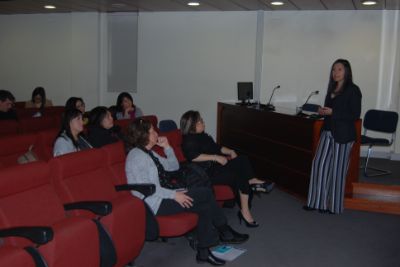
[
  {"x1": 115, "y1": 183, "x2": 155, "y2": 197},
  {"x1": 0, "y1": 226, "x2": 53, "y2": 245},
  {"x1": 64, "y1": 201, "x2": 112, "y2": 216}
]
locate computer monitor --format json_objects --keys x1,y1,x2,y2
[{"x1": 237, "y1": 82, "x2": 253, "y2": 105}]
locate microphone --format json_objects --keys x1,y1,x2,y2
[
  {"x1": 265, "y1": 85, "x2": 280, "y2": 111},
  {"x1": 297, "y1": 90, "x2": 320, "y2": 115}
]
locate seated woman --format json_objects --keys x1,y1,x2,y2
[
  {"x1": 180, "y1": 110, "x2": 274, "y2": 228},
  {"x1": 115, "y1": 92, "x2": 143, "y2": 120},
  {"x1": 53, "y1": 109, "x2": 92, "y2": 157},
  {"x1": 125, "y1": 119, "x2": 248, "y2": 265},
  {"x1": 87, "y1": 106, "x2": 123, "y2": 148},
  {"x1": 65, "y1": 97, "x2": 88, "y2": 125},
  {"x1": 25, "y1": 87, "x2": 53, "y2": 110}
]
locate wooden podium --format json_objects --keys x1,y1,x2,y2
[{"x1": 217, "y1": 102, "x2": 361, "y2": 197}]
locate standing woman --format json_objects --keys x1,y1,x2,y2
[
  {"x1": 181, "y1": 111, "x2": 274, "y2": 228},
  {"x1": 53, "y1": 109, "x2": 92, "y2": 157},
  {"x1": 304, "y1": 59, "x2": 362, "y2": 214},
  {"x1": 115, "y1": 92, "x2": 143, "y2": 120}
]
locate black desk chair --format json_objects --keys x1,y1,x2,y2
[{"x1": 361, "y1": 109, "x2": 399, "y2": 177}]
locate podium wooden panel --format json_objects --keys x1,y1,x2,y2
[{"x1": 217, "y1": 102, "x2": 360, "y2": 197}]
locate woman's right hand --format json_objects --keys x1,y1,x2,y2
[
  {"x1": 215, "y1": 155, "x2": 228, "y2": 166},
  {"x1": 174, "y1": 191, "x2": 193, "y2": 208}
]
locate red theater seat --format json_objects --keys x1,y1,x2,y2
[
  {"x1": 50, "y1": 149, "x2": 146, "y2": 267},
  {"x1": 0, "y1": 246, "x2": 37, "y2": 267},
  {"x1": 34, "y1": 128, "x2": 59, "y2": 161},
  {"x1": 0, "y1": 120, "x2": 19, "y2": 137},
  {"x1": 0, "y1": 162, "x2": 100, "y2": 267},
  {"x1": 18, "y1": 116, "x2": 57, "y2": 134},
  {"x1": 0, "y1": 133, "x2": 38, "y2": 168},
  {"x1": 102, "y1": 142, "x2": 198, "y2": 238}
]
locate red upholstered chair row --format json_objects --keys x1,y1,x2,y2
[
  {"x1": 50, "y1": 149, "x2": 146, "y2": 267},
  {"x1": 0, "y1": 148, "x2": 149, "y2": 266},
  {"x1": 0, "y1": 162, "x2": 101, "y2": 267},
  {"x1": 0, "y1": 128, "x2": 58, "y2": 169},
  {"x1": 0, "y1": 116, "x2": 61, "y2": 138}
]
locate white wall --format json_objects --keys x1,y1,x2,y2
[{"x1": 1, "y1": 10, "x2": 400, "y2": 158}]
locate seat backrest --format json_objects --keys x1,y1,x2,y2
[
  {"x1": 0, "y1": 162, "x2": 66, "y2": 247},
  {"x1": 0, "y1": 120, "x2": 19, "y2": 137},
  {"x1": 138, "y1": 115, "x2": 159, "y2": 132},
  {"x1": 101, "y1": 141, "x2": 127, "y2": 185},
  {"x1": 156, "y1": 129, "x2": 186, "y2": 162},
  {"x1": 363, "y1": 109, "x2": 399, "y2": 133},
  {"x1": 0, "y1": 133, "x2": 38, "y2": 168},
  {"x1": 19, "y1": 116, "x2": 57, "y2": 134},
  {"x1": 159, "y1": 119, "x2": 178, "y2": 132},
  {"x1": 50, "y1": 149, "x2": 118, "y2": 205},
  {"x1": 34, "y1": 128, "x2": 59, "y2": 161}
]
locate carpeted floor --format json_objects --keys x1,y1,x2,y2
[
  {"x1": 359, "y1": 157, "x2": 400, "y2": 185},
  {"x1": 134, "y1": 189, "x2": 400, "y2": 267}
]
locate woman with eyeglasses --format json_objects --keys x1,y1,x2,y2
[
  {"x1": 125, "y1": 118, "x2": 248, "y2": 265},
  {"x1": 180, "y1": 110, "x2": 274, "y2": 228}
]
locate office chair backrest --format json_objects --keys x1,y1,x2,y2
[{"x1": 363, "y1": 109, "x2": 399, "y2": 133}]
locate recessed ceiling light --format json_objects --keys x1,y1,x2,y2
[
  {"x1": 187, "y1": 2, "x2": 200, "y2": 6},
  {"x1": 111, "y1": 3, "x2": 127, "y2": 8},
  {"x1": 271, "y1": 1, "x2": 284, "y2": 6},
  {"x1": 362, "y1": 1, "x2": 377, "y2": 5},
  {"x1": 44, "y1": 5, "x2": 56, "y2": 9}
]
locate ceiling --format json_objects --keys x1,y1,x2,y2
[{"x1": 0, "y1": 0, "x2": 399, "y2": 14}]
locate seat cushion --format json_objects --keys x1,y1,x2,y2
[
  {"x1": 156, "y1": 212, "x2": 198, "y2": 237},
  {"x1": 361, "y1": 135, "x2": 390, "y2": 146}
]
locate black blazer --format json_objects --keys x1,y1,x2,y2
[{"x1": 323, "y1": 83, "x2": 362, "y2": 144}]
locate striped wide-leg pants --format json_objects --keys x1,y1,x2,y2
[{"x1": 306, "y1": 130, "x2": 354, "y2": 213}]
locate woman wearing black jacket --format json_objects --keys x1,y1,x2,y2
[
  {"x1": 87, "y1": 106, "x2": 123, "y2": 148},
  {"x1": 304, "y1": 59, "x2": 362, "y2": 214}
]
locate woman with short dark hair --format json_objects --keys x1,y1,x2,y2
[
  {"x1": 125, "y1": 118, "x2": 248, "y2": 265},
  {"x1": 181, "y1": 110, "x2": 274, "y2": 228}
]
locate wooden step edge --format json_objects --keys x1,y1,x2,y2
[
  {"x1": 345, "y1": 197, "x2": 400, "y2": 215},
  {"x1": 351, "y1": 182, "x2": 400, "y2": 198}
]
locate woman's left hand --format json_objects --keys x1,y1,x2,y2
[
  {"x1": 230, "y1": 150, "x2": 237, "y2": 159},
  {"x1": 156, "y1": 136, "x2": 170, "y2": 148},
  {"x1": 320, "y1": 107, "x2": 332, "y2": 116}
]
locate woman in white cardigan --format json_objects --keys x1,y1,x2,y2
[{"x1": 125, "y1": 118, "x2": 248, "y2": 266}]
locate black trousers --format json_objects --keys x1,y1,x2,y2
[
  {"x1": 208, "y1": 155, "x2": 254, "y2": 195},
  {"x1": 157, "y1": 187, "x2": 227, "y2": 248}
]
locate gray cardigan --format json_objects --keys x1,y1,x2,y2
[
  {"x1": 53, "y1": 132, "x2": 92, "y2": 157},
  {"x1": 125, "y1": 146, "x2": 180, "y2": 214}
]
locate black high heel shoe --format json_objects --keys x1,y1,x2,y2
[
  {"x1": 250, "y1": 181, "x2": 275, "y2": 193},
  {"x1": 196, "y1": 248, "x2": 225, "y2": 266},
  {"x1": 237, "y1": 211, "x2": 259, "y2": 228}
]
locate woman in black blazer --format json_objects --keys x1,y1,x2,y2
[{"x1": 304, "y1": 59, "x2": 362, "y2": 214}]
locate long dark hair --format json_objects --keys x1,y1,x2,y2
[
  {"x1": 125, "y1": 118, "x2": 152, "y2": 152},
  {"x1": 88, "y1": 106, "x2": 109, "y2": 128},
  {"x1": 180, "y1": 110, "x2": 201, "y2": 135},
  {"x1": 116, "y1": 92, "x2": 135, "y2": 113},
  {"x1": 327, "y1": 59, "x2": 353, "y2": 94},
  {"x1": 65, "y1": 97, "x2": 84, "y2": 111},
  {"x1": 57, "y1": 108, "x2": 83, "y2": 147},
  {"x1": 31, "y1": 87, "x2": 46, "y2": 109}
]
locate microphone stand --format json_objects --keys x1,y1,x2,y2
[
  {"x1": 265, "y1": 85, "x2": 280, "y2": 111},
  {"x1": 297, "y1": 90, "x2": 319, "y2": 116}
]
